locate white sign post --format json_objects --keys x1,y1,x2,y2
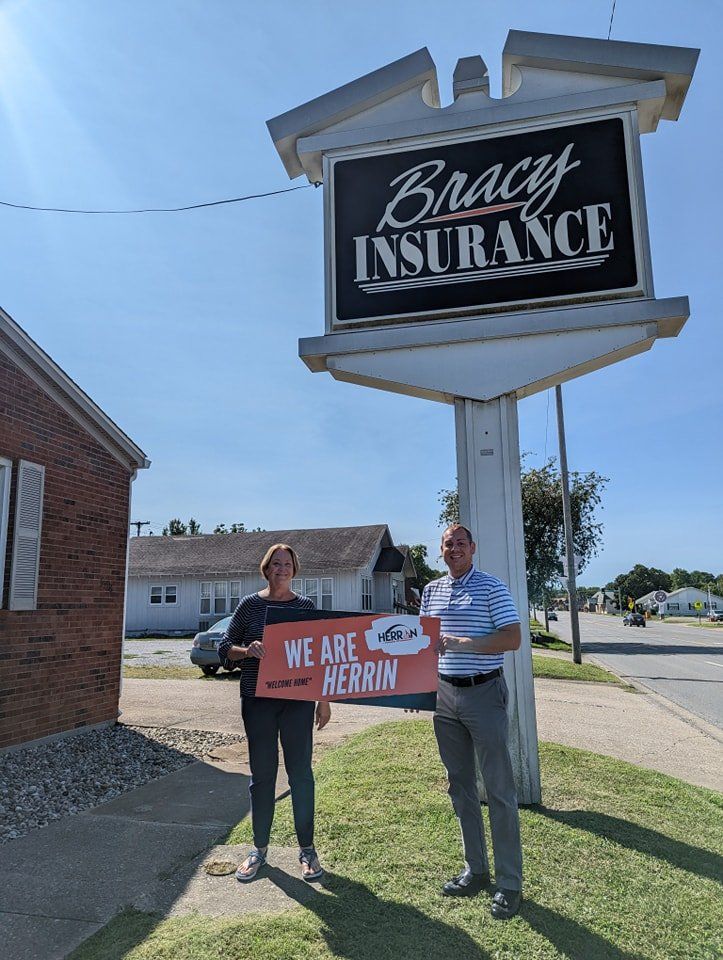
[{"x1": 267, "y1": 32, "x2": 698, "y2": 803}]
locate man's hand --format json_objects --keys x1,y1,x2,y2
[
  {"x1": 245, "y1": 641, "x2": 265, "y2": 659},
  {"x1": 436, "y1": 633, "x2": 464, "y2": 654},
  {"x1": 315, "y1": 701, "x2": 331, "y2": 730}
]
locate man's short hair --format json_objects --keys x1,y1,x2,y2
[{"x1": 441, "y1": 523, "x2": 474, "y2": 544}]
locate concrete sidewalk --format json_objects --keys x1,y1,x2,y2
[{"x1": 2, "y1": 676, "x2": 721, "y2": 960}]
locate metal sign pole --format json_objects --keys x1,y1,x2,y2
[{"x1": 555, "y1": 384, "x2": 582, "y2": 664}]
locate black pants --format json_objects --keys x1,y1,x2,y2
[{"x1": 241, "y1": 696, "x2": 316, "y2": 849}]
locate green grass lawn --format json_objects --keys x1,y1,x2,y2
[
  {"x1": 531, "y1": 654, "x2": 626, "y2": 685},
  {"x1": 124, "y1": 659, "x2": 618, "y2": 686},
  {"x1": 529, "y1": 618, "x2": 571, "y2": 651},
  {"x1": 71, "y1": 722, "x2": 722, "y2": 960}
]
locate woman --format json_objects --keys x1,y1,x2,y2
[{"x1": 218, "y1": 543, "x2": 331, "y2": 883}]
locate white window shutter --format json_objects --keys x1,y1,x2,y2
[
  {"x1": 9, "y1": 460, "x2": 45, "y2": 611},
  {"x1": 0, "y1": 457, "x2": 12, "y2": 607}
]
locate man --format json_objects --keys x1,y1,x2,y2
[{"x1": 420, "y1": 523, "x2": 523, "y2": 920}]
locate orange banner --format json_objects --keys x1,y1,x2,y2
[{"x1": 257, "y1": 613, "x2": 440, "y2": 702}]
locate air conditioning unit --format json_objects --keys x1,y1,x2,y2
[{"x1": 199, "y1": 620, "x2": 210, "y2": 632}]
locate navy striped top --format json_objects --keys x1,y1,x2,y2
[
  {"x1": 218, "y1": 592, "x2": 315, "y2": 697},
  {"x1": 420, "y1": 567, "x2": 520, "y2": 676}
]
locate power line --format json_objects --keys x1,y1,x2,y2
[
  {"x1": 0, "y1": 183, "x2": 314, "y2": 215},
  {"x1": 607, "y1": 0, "x2": 618, "y2": 40}
]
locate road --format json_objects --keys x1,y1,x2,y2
[{"x1": 551, "y1": 612, "x2": 723, "y2": 730}]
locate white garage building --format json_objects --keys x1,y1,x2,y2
[
  {"x1": 636, "y1": 586, "x2": 723, "y2": 616},
  {"x1": 125, "y1": 524, "x2": 416, "y2": 635}
]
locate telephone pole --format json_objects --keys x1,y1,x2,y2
[
  {"x1": 555, "y1": 385, "x2": 582, "y2": 664},
  {"x1": 130, "y1": 520, "x2": 150, "y2": 537}
]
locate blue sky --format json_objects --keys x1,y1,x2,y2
[{"x1": 0, "y1": 0, "x2": 720, "y2": 586}]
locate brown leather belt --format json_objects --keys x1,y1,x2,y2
[{"x1": 438, "y1": 667, "x2": 502, "y2": 687}]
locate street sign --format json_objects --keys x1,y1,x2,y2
[
  {"x1": 628, "y1": 598, "x2": 635, "y2": 610},
  {"x1": 561, "y1": 553, "x2": 583, "y2": 577},
  {"x1": 694, "y1": 600, "x2": 703, "y2": 610},
  {"x1": 267, "y1": 31, "x2": 699, "y2": 807},
  {"x1": 654, "y1": 590, "x2": 668, "y2": 603}
]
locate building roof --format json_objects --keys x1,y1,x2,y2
[
  {"x1": 129, "y1": 525, "x2": 390, "y2": 578},
  {"x1": 373, "y1": 546, "x2": 406, "y2": 573},
  {"x1": 637, "y1": 586, "x2": 723, "y2": 605},
  {"x1": 0, "y1": 306, "x2": 149, "y2": 473}
]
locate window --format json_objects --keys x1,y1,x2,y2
[
  {"x1": 9, "y1": 460, "x2": 44, "y2": 611},
  {"x1": 668, "y1": 602, "x2": 679, "y2": 611},
  {"x1": 230, "y1": 581, "x2": 240, "y2": 611},
  {"x1": 200, "y1": 581, "x2": 211, "y2": 614},
  {"x1": 362, "y1": 577, "x2": 373, "y2": 611},
  {"x1": 214, "y1": 581, "x2": 227, "y2": 614},
  {"x1": 0, "y1": 457, "x2": 11, "y2": 607},
  {"x1": 305, "y1": 578, "x2": 318, "y2": 607},
  {"x1": 292, "y1": 578, "x2": 303, "y2": 595},
  {"x1": 150, "y1": 584, "x2": 177, "y2": 605},
  {"x1": 321, "y1": 578, "x2": 333, "y2": 610},
  {"x1": 393, "y1": 580, "x2": 403, "y2": 608}
]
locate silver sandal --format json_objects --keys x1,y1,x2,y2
[
  {"x1": 299, "y1": 846, "x2": 324, "y2": 882},
  {"x1": 235, "y1": 847, "x2": 267, "y2": 882}
]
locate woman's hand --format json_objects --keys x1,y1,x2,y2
[
  {"x1": 315, "y1": 701, "x2": 331, "y2": 731},
  {"x1": 245, "y1": 641, "x2": 265, "y2": 659}
]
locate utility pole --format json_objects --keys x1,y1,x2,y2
[
  {"x1": 555, "y1": 384, "x2": 582, "y2": 664},
  {"x1": 130, "y1": 520, "x2": 150, "y2": 537}
]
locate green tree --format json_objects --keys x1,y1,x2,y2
[
  {"x1": 409, "y1": 544, "x2": 444, "y2": 590},
  {"x1": 438, "y1": 460, "x2": 607, "y2": 608},
  {"x1": 213, "y1": 522, "x2": 260, "y2": 534},
  {"x1": 670, "y1": 567, "x2": 690, "y2": 591},
  {"x1": 188, "y1": 518, "x2": 202, "y2": 535},
  {"x1": 605, "y1": 564, "x2": 672, "y2": 602},
  {"x1": 688, "y1": 570, "x2": 716, "y2": 590},
  {"x1": 162, "y1": 518, "x2": 188, "y2": 536}
]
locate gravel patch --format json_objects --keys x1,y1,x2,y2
[
  {"x1": 123, "y1": 640, "x2": 193, "y2": 666},
  {"x1": 0, "y1": 724, "x2": 244, "y2": 845}
]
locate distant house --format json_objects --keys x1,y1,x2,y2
[
  {"x1": 126, "y1": 524, "x2": 416, "y2": 635},
  {"x1": 585, "y1": 590, "x2": 616, "y2": 614},
  {"x1": 0, "y1": 307, "x2": 149, "y2": 751},
  {"x1": 637, "y1": 586, "x2": 723, "y2": 616}
]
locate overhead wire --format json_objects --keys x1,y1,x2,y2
[
  {"x1": 607, "y1": 0, "x2": 618, "y2": 40},
  {"x1": 0, "y1": 183, "x2": 314, "y2": 215}
]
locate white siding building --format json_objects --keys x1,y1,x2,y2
[
  {"x1": 126, "y1": 525, "x2": 416, "y2": 635},
  {"x1": 636, "y1": 586, "x2": 723, "y2": 616}
]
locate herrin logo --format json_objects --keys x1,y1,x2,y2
[{"x1": 364, "y1": 616, "x2": 431, "y2": 656}]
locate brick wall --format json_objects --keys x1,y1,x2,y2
[{"x1": 0, "y1": 351, "x2": 132, "y2": 750}]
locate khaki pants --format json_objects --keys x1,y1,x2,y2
[{"x1": 433, "y1": 674, "x2": 523, "y2": 891}]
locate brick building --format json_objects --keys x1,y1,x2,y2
[{"x1": 0, "y1": 308, "x2": 149, "y2": 750}]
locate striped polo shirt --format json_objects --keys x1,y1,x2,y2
[{"x1": 420, "y1": 567, "x2": 520, "y2": 676}]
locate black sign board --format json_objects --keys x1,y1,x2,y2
[{"x1": 331, "y1": 117, "x2": 640, "y2": 326}]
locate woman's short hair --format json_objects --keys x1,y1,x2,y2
[{"x1": 259, "y1": 543, "x2": 300, "y2": 579}]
